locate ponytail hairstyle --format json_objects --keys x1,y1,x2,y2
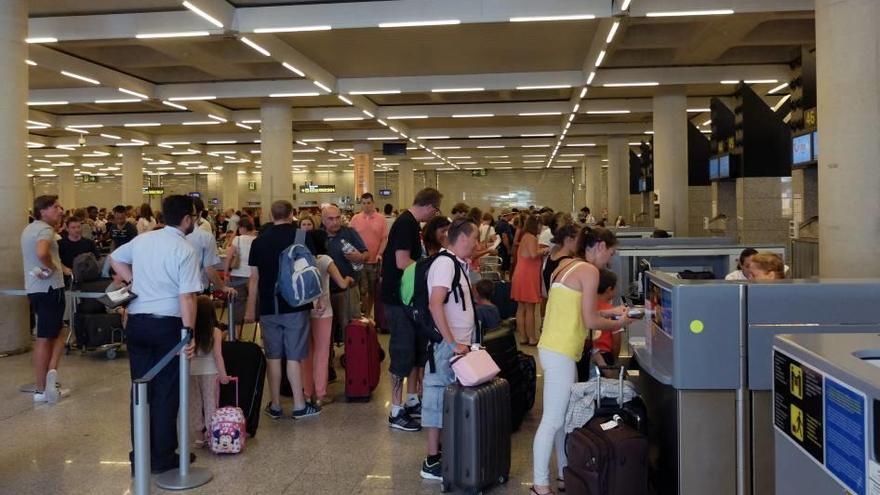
[
  {"x1": 552, "y1": 223, "x2": 579, "y2": 245},
  {"x1": 577, "y1": 225, "x2": 618, "y2": 256}
]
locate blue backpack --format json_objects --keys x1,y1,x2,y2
[{"x1": 274, "y1": 229, "x2": 322, "y2": 310}]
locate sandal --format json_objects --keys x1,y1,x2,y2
[{"x1": 530, "y1": 486, "x2": 554, "y2": 495}]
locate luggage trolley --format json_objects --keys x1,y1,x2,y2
[{"x1": 67, "y1": 285, "x2": 126, "y2": 360}]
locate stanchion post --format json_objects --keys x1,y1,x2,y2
[
  {"x1": 132, "y1": 381, "x2": 151, "y2": 495},
  {"x1": 155, "y1": 328, "x2": 213, "y2": 490},
  {"x1": 227, "y1": 294, "x2": 236, "y2": 342}
]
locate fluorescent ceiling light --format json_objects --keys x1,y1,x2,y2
[
  {"x1": 510, "y1": 14, "x2": 595, "y2": 22},
  {"x1": 722, "y1": 79, "x2": 778, "y2": 85},
  {"x1": 182, "y1": 121, "x2": 220, "y2": 125},
  {"x1": 646, "y1": 9, "x2": 735, "y2": 17},
  {"x1": 136, "y1": 31, "x2": 210, "y2": 39},
  {"x1": 26, "y1": 37, "x2": 57, "y2": 43},
  {"x1": 469, "y1": 134, "x2": 502, "y2": 139},
  {"x1": 523, "y1": 154, "x2": 547, "y2": 157},
  {"x1": 518, "y1": 111, "x2": 562, "y2": 116},
  {"x1": 269, "y1": 92, "x2": 320, "y2": 97},
  {"x1": 587, "y1": 72, "x2": 596, "y2": 85},
  {"x1": 207, "y1": 140, "x2": 236, "y2": 144},
  {"x1": 168, "y1": 95, "x2": 216, "y2": 101},
  {"x1": 26, "y1": 120, "x2": 51, "y2": 129},
  {"x1": 60, "y1": 71, "x2": 100, "y2": 85},
  {"x1": 387, "y1": 115, "x2": 428, "y2": 120},
  {"x1": 595, "y1": 50, "x2": 606, "y2": 67},
  {"x1": 323, "y1": 117, "x2": 364, "y2": 122},
  {"x1": 367, "y1": 136, "x2": 397, "y2": 141},
  {"x1": 603, "y1": 82, "x2": 660, "y2": 87},
  {"x1": 523, "y1": 166, "x2": 543, "y2": 169},
  {"x1": 124, "y1": 122, "x2": 161, "y2": 127},
  {"x1": 477, "y1": 145, "x2": 505, "y2": 149},
  {"x1": 579, "y1": 87, "x2": 588, "y2": 98},
  {"x1": 162, "y1": 100, "x2": 187, "y2": 110},
  {"x1": 433, "y1": 146, "x2": 460, "y2": 150},
  {"x1": 521, "y1": 133, "x2": 554, "y2": 137},
  {"x1": 767, "y1": 82, "x2": 790, "y2": 94},
  {"x1": 453, "y1": 114, "x2": 494, "y2": 118},
  {"x1": 567, "y1": 143, "x2": 596, "y2": 147},
  {"x1": 349, "y1": 90, "x2": 401, "y2": 95},
  {"x1": 417, "y1": 136, "x2": 450, "y2": 140},
  {"x1": 67, "y1": 124, "x2": 103, "y2": 129},
  {"x1": 282, "y1": 62, "x2": 305, "y2": 77},
  {"x1": 118, "y1": 88, "x2": 149, "y2": 99},
  {"x1": 606, "y1": 21, "x2": 620, "y2": 43},
  {"x1": 100, "y1": 133, "x2": 121, "y2": 140},
  {"x1": 772, "y1": 94, "x2": 792, "y2": 112},
  {"x1": 208, "y1": 114, "x2": 227, "y2": 122},
  {"x1": 301, "y1": 138, "x2": 333, "y2": 142},
  {"x1": 687, "y1": 108, "x2": 710, "y2": 113},
  {"x1": 64, "y1": 127, "x2": 88, "y2": 134},
  {"x1": 242, "y1": 119, "x2": 261, "y2": 124},
  {"x1": 182, "y1": 1, "x2": 224, "y2": 28},
  {"x1": 489, "y1": 161, "x2": 511, "y2": 164},
  {"x1": 412, "y1": 156, "x2": 436, "y2": 160},
  {"x1": 431, "y1": 87, "x2": 485, "y2": 93},
  {"x1": 235, "y1": 122, "x2": 253, "y2": 130},
  {"x1": 701, "y1": 119, "x2": 712, "y2": 126},
  {"x1": 587, "y1": 110, "x2": 631, "y2": 114},
  {"x1": 95, "y1": 98, "x2": 142, "y2": 104},
  {"x1": 522, "y1": 144, "x2": 551, "y2": 148},
  {"x1": 254, "y1": 25, "x2": 331, "y2": 33},
  {"x1": 338, "y1": 95, "x2": 353, "y2": 105},
  {"x1": 240, "y1": 36, "x2": 271, "y2": 56},
  {"x1": 621, "y1": 0, "x2": 633, "y2": 9},
  {"x1": 379, "y1": 20, "x2": 461, "y2": 28},
  {"x1": 516, "y1": 84, "x2": 571, "y2": 90},
  {"x1": 314, "y1": 80, "x2": 332, "y2": 93},
  {"x1": 26, "y1": 59, "x2": 37, "y2": 66}
]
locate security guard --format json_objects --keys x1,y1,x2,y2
[{"x1": 110, "y1": 195, "x2": 202, "y2": 474}]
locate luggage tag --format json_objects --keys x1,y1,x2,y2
[{"x1": 599, "y1": 414, "x2": 624, "y2": 431}]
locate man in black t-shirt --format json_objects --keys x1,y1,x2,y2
[
  {"x1": 381, "y1": 187, "x2": 443, "y2": 432},
  {"x1": 244, "y1": 200, "x2": 321, "y2": 420},
  {"x1": 58, "y1": 216, "x2": 100, "y2": 279},
  {"x1": 107, "y1": 205, "x2": 137, "y2": 250}
]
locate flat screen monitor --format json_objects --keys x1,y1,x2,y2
[
  {"x1": 638, "y1": 178, "x2": 647, "y2": 192},
  {"x1": 382, "y1": 142, "x2": 407, "y2": 156},
  {"x1": 378, "y1": 189, "x2": 392, "y2": 197},
  {"x1": 811, "y1": 131, "x2": 818, "y2": 161},
  {"x1": 188, "y1": 192, "x2": 201, "y2": 198},
  {"x1": 719, "y1": 154, "x2": 730, "y2": 178},
  {"x1": 792, "y1": 133, "x2": 812, "y2": 165},
  {"x1": 647, "y1": 281, "x2": 673, "y2": 337},
  {"x1": 709, "y1": 157, "x2": 719, "y2": 179}
]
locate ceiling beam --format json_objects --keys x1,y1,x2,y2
[
  {"x1": 628, "y1": 0, "x2": 814, "y2": 16},
  {"x1": 595, "y1": 64, "x2": 791, "y2": 86}
]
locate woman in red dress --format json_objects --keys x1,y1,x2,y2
[{"x1": 511, "y1": 215, "x2": 548, "y2": 345}]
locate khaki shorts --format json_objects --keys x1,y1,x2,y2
[{"x1": 358, "y1": 263, "x2": 379, "y2": 300}]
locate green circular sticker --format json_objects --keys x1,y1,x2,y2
[{"x1": 690, "y1": 320, "x2": 705, "y2": 334}]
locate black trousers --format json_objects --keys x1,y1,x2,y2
[{"x1": 128, "y1": 314, "x2": 183, "y2": 471}]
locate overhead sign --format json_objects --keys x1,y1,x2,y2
[
  {"x1": 247, "y1": 181, "x2": 257, "y2": 191},
  {"x1": 774, "y1": 349, "x2": 868, "y2": 495},
  {"x1": 82, "y1": 175, "x2": 98, "y2": 183},
  {"x1": 143, "y1": 186, "x2": 164, "y2": 196},
  {"x1": 299, "y1": 184, "x2": 336, "y2": 193},
  {"x1": 470, "y1": 169, "x2": 488, "y2": 177}
]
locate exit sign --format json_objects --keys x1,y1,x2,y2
[
  {"x1": 470, "y1": 169, "x2": 488, "y2": 177},
  {"x1": 82, "y1": 175, "x2": 98, "y2": 183}
]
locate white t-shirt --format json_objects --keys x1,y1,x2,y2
[
  {"x1": 427, "y1": 250, "x2": 475, "y2": 345},
  {"x1": 136, "y1": 217, "x2": 156, "y2": 234},
  {"x1": 311, "y1": 255, "x2": 334, "y2": 319},
  {"x1": 538, "y1": 226, "x2": 553, "y2": 246},
  {"x1": 725, "y1": 270, "x2": 748, "y2": 281},
  {"x1": 229, "y1": 234, "x2": 255, "y2": 278}
]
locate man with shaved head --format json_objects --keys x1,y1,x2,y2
[{"x1": 321, "y1": 204, "x2": 369, "y2": 343}]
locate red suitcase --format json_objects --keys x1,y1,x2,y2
[{"x1": 344, "y1": 318, "x2": 381, "y2": 401}]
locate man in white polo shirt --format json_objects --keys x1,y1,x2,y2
[
  {"x1": 110, "y1": 195, "x2": 201, "y2": 474},
  {"x1": 420, "y1": 218, "x2": 479, "y2": 481}
]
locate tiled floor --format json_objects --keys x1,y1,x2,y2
[{"x1": 0, "y1": 332, "x2": 545, "y2": 494}]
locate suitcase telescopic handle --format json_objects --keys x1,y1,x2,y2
[
  {"x1": 215, "y1": 376, "x2": 239, "y2": 408},
  {"x1": 593, "y1": 365, "x2": 626, "y2": 408}
]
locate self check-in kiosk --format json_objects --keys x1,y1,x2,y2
[
  {"x1": 632, "y1": 272, "x2": 880, "y2": 495},
  {"x1": 773, "y1": 333, "x2": 880, "y2": 495}
]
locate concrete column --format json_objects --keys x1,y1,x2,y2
[
  {"x1": 120, "y1": 147, "x2": 143, "y2": 207},
  {"x1": 353, "y1": 142, "x2": 374, "y2": 197},
  {"x1": 0, "y1": 0, "x2": 32, "y2": 353},
  {"x1": 653, "y1": 87, "x2": 689, "y2": 236},
  {"x1": 816, "y1": 0, "x2": 880, "y2": 277},
  {"x1": 584, "y1": 157, "x2": 602, "y2": 215},
  {"x1": 222, "y1": 164, "x2": 239, "y2": 211},
  {"x1": 606, "y1": 138, "x2": 628, "y2": 222},
  {"x1": 260, "y1": 100, "x2": 293, "y2": 209},
  {"x1": 398, "y1": 159, "x2": 414, "y2": 210},
  {"x1": 56, "y1": 165, "x2": 76, "y2": 210}
]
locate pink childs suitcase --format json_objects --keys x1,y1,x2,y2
[{"x1": 210, "y1": 377, "x2": 246, "y2": 454}]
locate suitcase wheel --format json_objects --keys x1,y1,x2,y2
[
  {"x1": 105, "y1": 348, "x2": 117, "y2": 360},
  {"x1": 497, "y1": 474, "x2": 509, "y2": 484}
]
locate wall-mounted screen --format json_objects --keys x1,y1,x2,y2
[
  {"x1": 647, "y1": 280, "x2": 673, "y2": 337},
  {"x1": 811, "y1": 131, "x2": 818, "y2": 161},
  {"x1": 378, "y1": 189, "x2": 392, "y2": 197},
  {"x1": 709, "y1": 157, "x2": 720, "y2": 179},
  {"x1": 719, "y1": 154, "x2": 730, "y2": 178},
  {"x1": 792, "y1": 133, "x2": 812, "y2": 165}
]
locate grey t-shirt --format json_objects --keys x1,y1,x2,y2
[{"x1": 21, "y1": 220, "x2": 64, "y2": 293}]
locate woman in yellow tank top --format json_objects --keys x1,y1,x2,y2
[{"x1": 530, "y1": 226, "x2": 633, "y2": 495}]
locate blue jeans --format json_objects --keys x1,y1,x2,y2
[{"x1": 421, "y1": 341, "x2": 457, "y2": 429}]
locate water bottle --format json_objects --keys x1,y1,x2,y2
[{"x1": 340, "y1": 239, "x2": 364, "y2": 271}]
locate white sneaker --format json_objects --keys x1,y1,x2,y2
[
  {"x1": 45, "y1": 370, "x2": 59, "y2": 403},
  {"x1": 33, "y1": 391, "x2": 49, "y2": 403}
]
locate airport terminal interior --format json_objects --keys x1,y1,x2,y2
[{"x1": 2, "y1": 0, "x2": 880, "y2": 494}]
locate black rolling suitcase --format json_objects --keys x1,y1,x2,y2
[
  {"x1": 441, "y1": 378, "x2": 511, "y2": 494},
  {"x1": 220, "y1": 341, "x2": 266, "y2": 438},
  {"x1": 482, "y1": 321, "x2": 537, "y2": 431},
  {"x1": 490, "y1": 281, "x2": 517, "y2": 319}
]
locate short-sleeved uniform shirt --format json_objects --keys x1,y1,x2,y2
[
  {"x1": 108, "y1": 222, "x2": 137, "y2": 249},
  {"x1": 248, "y1": 223, "x2": 318, "y2": 316},
  {"x1": 426, "y1": 249, "x2": 476, "y2": 345},
  {"x1": 186, "y1": 227, "x2": 222, "y2": 288},
  {"x1": 381, "y1": 210, "x2": 422, "y2": 306},
  {"x1": 326, "y1": 226, "x2": 367, "y2": 292},
  {"x1": 110, "y1": 226, "x2": 203, "y2": 317},
  {"x1": 21, "y1": 220, "x2": 65, "y2": 293}
]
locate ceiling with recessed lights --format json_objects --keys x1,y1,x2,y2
[{"x1": 24, "y1": 0, "x2": 814, "y2": 178}]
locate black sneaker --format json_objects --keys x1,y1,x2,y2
[
  {"x1": 264, "y1": 404, "x2": 283, "y2": 419},
  {"x1": 420, "y1": 457, "x2": 442, "y2": 480},
  {"x1": 292, "y1": 402, "x2": 321, "y2": 419},
  {"x1": 389, "y1": 410, "x2": 421, "y2": 432},
  {"x1": 405, "y1": 402, "x2": 422, "y2": 419}
]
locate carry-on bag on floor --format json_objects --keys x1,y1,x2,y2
[
  {"x1": 220, "y1": 341, "x2": 266, "y2": 438},
  {"x1": 74, "y1": 313, "x2": 124, "y2": 348},
  {"x1": 564, "y1": 367, "x2": 648, "y2": 495},
  {"x1": 344, "y1": 318, "x2": 381, "y2": 401},
  {"x1": 76, "y1": 279, "x2": 113, "y2": 314},
  {"x1": 441, "y1": 378, "x2": 511, "y2": 494},
  {"x1": 490, "y1": 281, "x2": 517, "y2": 320},
  {"x1": 210, "y1": 377, "x2": 246, "y2": 455}
]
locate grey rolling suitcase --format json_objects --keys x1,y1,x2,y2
[{"x1": 441, "y1": 378, "x2": 511, "y2": 494}]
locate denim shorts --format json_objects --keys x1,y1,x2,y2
[
  {"x1": 421, "y1": 341, "x2": 457, "y2": 429},
  {"x1": 260, "y1": 311, "x2": 309, "y2": 361}
]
